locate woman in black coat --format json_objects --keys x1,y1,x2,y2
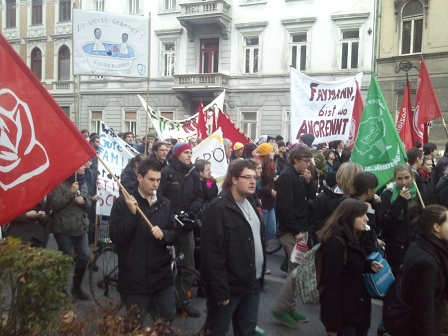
[
  {"x1": 318, "y1": 198, "x2": 382, "y2": 336},
  {"x1": 398, "y1": 204, "x2": 448, "y2": 336}
]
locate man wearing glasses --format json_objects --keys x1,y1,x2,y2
[
  {"x1": 200, "y1": 159, "x2": 266, "y2": 336},
  {"x1": 151, "y1": 141, "x2": 170, "y2": 168}
]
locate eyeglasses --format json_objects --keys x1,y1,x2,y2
[
  {"x1": 238, "y1": 175, "x2": 257, "y2": 181},
  {"x1": 301, "y1": 159, "x2": 311, "y2": 163}
]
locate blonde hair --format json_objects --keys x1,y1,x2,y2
[
  {"x1": 336, "y1": 162, "x2": 363, "y2": 194},
  {"x1": 271, "y1": 143, "x2": 279, "y2": 155}
]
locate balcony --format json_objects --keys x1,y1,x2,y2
[
  {"x1": 177, "y1": 0, "x2": 231, "y2": 41},
  {"x1": 172, "y1": 73, "x2": 229, "y2": 91},
  {"x1": 53, "y1": 81, "x2": 73, "y2": 90}
]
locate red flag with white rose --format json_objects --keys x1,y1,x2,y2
[{"x1": 0, "y1": 33, "x2": 96, "y2": 225}]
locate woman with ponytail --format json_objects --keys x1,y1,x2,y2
[
  {"x1": 379, "y1": 164, "x2": 418, "y2": 275},
  {"x1": 399, "y1": 204, "x2": 448, "y2": 336}
]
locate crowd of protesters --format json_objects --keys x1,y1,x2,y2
[{"x1": 4, "y1": 127, "x2": 448, "y2": 336}]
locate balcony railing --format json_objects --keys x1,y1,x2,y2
[
  {"x1": 53, "y1": 81, "x2": 72, "y2": 90},
  {"x1": 180, "y1": 0, "x2": 230, "y2": 16},
  {"x1": 173, "y1": 73, "x2": 229, "y2": 88}
]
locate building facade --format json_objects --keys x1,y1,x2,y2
[
  {"x1": 376, "y1": 0, "x2": 448, "y2": 147},
  {"x1": 1, "y1": 0, "x2": 376, "y2": 142}
]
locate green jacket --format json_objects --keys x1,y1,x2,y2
[
  {"x1": 312, "y1": 149, "x2": 328, "y2": 179},
  {"x1": 50, "y1": 179, "x2": 92, "y2": 236}
]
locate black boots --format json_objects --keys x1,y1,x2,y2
[{"x1": 71, "y1": 266, "x2": 90, "y2": 301}]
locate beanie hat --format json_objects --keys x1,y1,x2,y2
[
  {"x1": 257, "y1": 143, "x2": 273, "y2": 157},
  {"x1": 233, "y1": 142, "x2": 244, "y2": 151},
  {"x1": 257, "y1": 135, "x2": 268, "y2": 145},
  {"x1": 147, "y1": 132, "x2": 156, "y2": 139},
  {"x1": 299, "y1": 133, "x2": 315, "y2": 147},
  {"x1": 173, "y1": 142, "x2": 192, "y2": 157},
  {"x1": 276, "y1": 135, "x2": 284, "y2": 141}
]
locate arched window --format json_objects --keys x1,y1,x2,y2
[
  {"x1": 58, "y1": 45, "x2": 70, "y2": 81},
  {"x1": 401, "y1": 0, "x2": 423, "y2": 55},
  {"x1": 31, "y1": 47, "x2": 42, "y2": 80}
]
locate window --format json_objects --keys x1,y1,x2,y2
[
  {"x1": 243, "y1": 37, "x2": 259, "y2": 74},
  {"x1": 340, "y1": 29, "x2": 359, "y2": 70},
  {"x1": 290, "y1": 33, "x2": 307, "y2": 71},
  {"x1": 6, "y1": 0, "x2": 16, "y2": 28},
  {"x1": 58, "y1": 45, "x2": 70, "y2": 81},
  {"x1": 240, "y1": 110, "x2": 258, "y2": 140},
  {"x1": 59, "y1": 0, "x2": 71, "y2": 22},
  {"x1": 128, "y1": 0, "x2": 140, "y2": 14},
  {"x1": 91, "y1": 111, "x2": 103, "y2": 133},
  {"x1": 401, "y1": 0, "x2": 423, "y2": 55},
  {"x1": 200, "y1": 39, "x2": 219, "y2": 74},
  {"x1": 124, "y1": 111, "x2": 138, "y2": 134},
  {"x1": 32, "y1": 0, "x2": 43, "y2": 25},
  {"x1": 161, "y1": 42, "x2": 175, "y2": 77},
  {"x1": 31, "y1": 47, "x2": 42, "y2": 81},
  {"x1": 282, "y1": 108, "x2": 290, "y2": 142},
  {"x1": 95, "y1": 0, "x2": 105, "y2": 12},
  {"x1": 60, "y1": 106, "x2": 70, "y2": 117},
  {"x1": 164, "y1": 0, "x2": 176, "y2": 11},
  {"x1": 160, "y1": 111, "x2": 174, "y2": 120}
]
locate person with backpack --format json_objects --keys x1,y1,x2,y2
[
  {"x1": 384, "y1": 204, "x2": 448, "y2": 336},
  {"x1": 318, "y1": 198, "x2": 382, "y2": 336}
]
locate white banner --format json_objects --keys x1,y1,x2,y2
[
  {"x1": 73, "y1": 9, "x2": 149, "y2": 77},
  {"x1": 96, "y1": 122, "x2": 138, "y2": 215},
  {"x1": 290, "y1": 68, "x2": 363, "y2": 144},
  {"x1": 192, "y1": 128, "x2": 228, "y2": 191}
]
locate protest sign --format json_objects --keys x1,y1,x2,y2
[
  {"x1": 290, "y1": 68, "x2": 363, "y2": 144},
  {"x1": 96, "y1": 122, "x2": 138, "y2": 215},
  {"x1": 192, "y1": 128, "x2": 228, "y2": 190},
  {"x1": 73, "y1": 9, "x2": 149, "y2": 77}
]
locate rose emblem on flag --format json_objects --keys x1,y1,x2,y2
[{"x1": 0, "y1": 88, "x2": 49, "y2": 190}]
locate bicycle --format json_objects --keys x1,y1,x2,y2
[{"x1": 266, "y1": 234, "x2": 283, "y2": 254}]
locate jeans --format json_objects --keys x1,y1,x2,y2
[
  {"x1": 175, "y1": 230, "x2": 195, "y2": 305},
  {"x1": 53, "y1": 232, "x2": 89, "y2": 268},
  {"x1": 202, "y1": 284, "x2": 260, "y2": 336},
  {"x1": 120, "y1": 286, "x2": 175, "y2": 327},
  {"x1": 262, "y1": 208, "x2": 276, "y2": 242}
]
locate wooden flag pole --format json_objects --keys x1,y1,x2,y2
[
  {"x1": 413, "y1": 180, "x2": 425, "y2": 208},
  {"x1": 96, "y1": 154, "x2": 154, "y2": 229},
  {"x1": 440, "y1": 116, "x2": 448, "y2": 138},
  {"x1": 144, "y1": 13, "x2": 152, "y2": 156}
]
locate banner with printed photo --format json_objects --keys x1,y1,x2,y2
[
  {"x1": 96, "y1": 122, "x2": 139, "y2": 216},
  {"x1": 192, "y1": 128, "x2": 228, "y2": 191},
  {"x1": 73, "y1": 9, "x2": 149, "y2": 77},
  {"x1": 290, "y1": 68, "x2": 363, "y2": 144}
]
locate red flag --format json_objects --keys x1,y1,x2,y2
[
  {"x1": 0, "y1": 34, "x2": 96, "y2": 225},
  {"x1": 348, "y1": 81, "x2": 364, "y2": 149},
  {"x1": 413, "y1": 55, "x2": 442, "y2": 144},
  {"x1": 196, "y1": 102, "x2": 208, "y2": 139},
  {"x1": 216, "y1": 111, "x2": 251, "y2": 145},
  {"x1": 396, "y1": 80, "x2": 414, "y2": 150}
]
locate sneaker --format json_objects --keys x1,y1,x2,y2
[
  {"x1": 271, "y1": 310, "x2": 299, "y2": 328},
  {"x1": 288, "y1": 310, "x2": 308, "y2": 323},
  {"x1": 255, "y1": 325, "x2": 270, "y2": 336},
  {"x1": 264, "y1": 268, "x2": 271, "y2": 275},
  {"x1": 176, "y1": 304, "x2": 201, "y2": 318}
]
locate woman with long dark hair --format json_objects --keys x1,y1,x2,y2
[
  {"x1": 242, "y1": 143, "x2": 258, "y2": 160},
  {"x1": 318, "y1": 198, "x2": 382, "y2": 336},
  {"x1": 120, "y1": 153, "x2": 146, "y2": 194}
]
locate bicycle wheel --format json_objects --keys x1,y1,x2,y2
[
  {"x1": 266, "y1": 236, "x2": 283, "y2": 254},
  {"x1": 174, "y1": 265, "x2": 205, "y2": 303},
  {"x1": 89, "y1": 244, "x2": 121, "y2": 308}
]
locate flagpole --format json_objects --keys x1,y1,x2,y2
[
  {"x1": 96, "y1": 154, "x2": 154, "y2": 229},
  {"x1": 413, "y1": 181, "x2": 425, "y2": 208},
  {"x1": 144, "y1": 13, "x2": 152, "y2": 155}
]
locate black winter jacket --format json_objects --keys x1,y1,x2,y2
[
  {"x1": 379, "y1": 188, "x2": 414, "y2": 273},
  {"x1": 159, "y1": 156, "x2": 203, "y2": 218},
  {"x1": 401, "y1": 233, "x2": 448, "y2": 336},
  {"x1": 109, "y1": 189, "x2": 180, "y2": 295},
  {"x1": 120, "y1": 165, "x2": 138, "y2": 195},
  {"x1": 200, "y1": 190, "x2": 266, "y2": 302},
  {"x1": 275, "y1": 164, "x2": 316, "y2": 236},
  {"x1": 320, "y1": 230, "x2": 372, "y2": 333}
]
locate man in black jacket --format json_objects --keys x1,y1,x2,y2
[
  {"x1": 109, "y1": 159, "x2": 180, "y2": 325},
  {"x1": 201, "y1": 159, "x2": 266, "y2": 336},
  {"x1": 159, "y1": 142, "x2": 204, "y2": 317}
]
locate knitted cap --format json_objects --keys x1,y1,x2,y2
[
  {"x1": 299, "y1": 133, "x2": 315, "y2": 147},
  {"x1": 257, "y1": 143, "x2": 273, "y2": 157},
  {"x1": 147, "y1": 132, "x2": 156, "y2": 139},
  {"x1": 173, "y1": 142, "x2": 192, "y2": 157},
  {"x1": 233, "y1": 142, "x2": 244, "y2": 151}
]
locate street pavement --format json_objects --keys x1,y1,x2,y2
[{"x1": 48, "y1": 235, "x2": 382, "y2": 336}]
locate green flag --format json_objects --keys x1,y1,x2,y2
[{"x1": 352, "y1": 74, "x2": 407, "y2": 189}]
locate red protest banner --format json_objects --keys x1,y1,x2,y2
[
  {"x1": 397, "y1": 80, "x2": 414, "y2": 150},
  {"x1": 0, "y1": 34, "x2": 96, "y2": 225}
]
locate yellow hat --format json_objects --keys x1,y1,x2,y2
[
  {"x1": 233, "y1": 142, "x2": 244, "y2": 151},
  {"x1": 257, "y1": 143, "x2": 273, "y2": 157}
]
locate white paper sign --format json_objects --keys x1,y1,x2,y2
[
  {"x1": 96, "y1": 122, "x2": 138, "y2": 215},
  {"x1": 73, "y1": 9, "x2": 149, "y2": 77},
  {"x1": 290, "y1": 68, "x2": 363, "y2": 144}
]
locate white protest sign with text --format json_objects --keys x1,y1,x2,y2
[
  {"x1": 290, "y1": 68, "x2": 363, "y2": 143},
  {"x1": 96, "y1": 122, "x2": 138, "y2": 215}
]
